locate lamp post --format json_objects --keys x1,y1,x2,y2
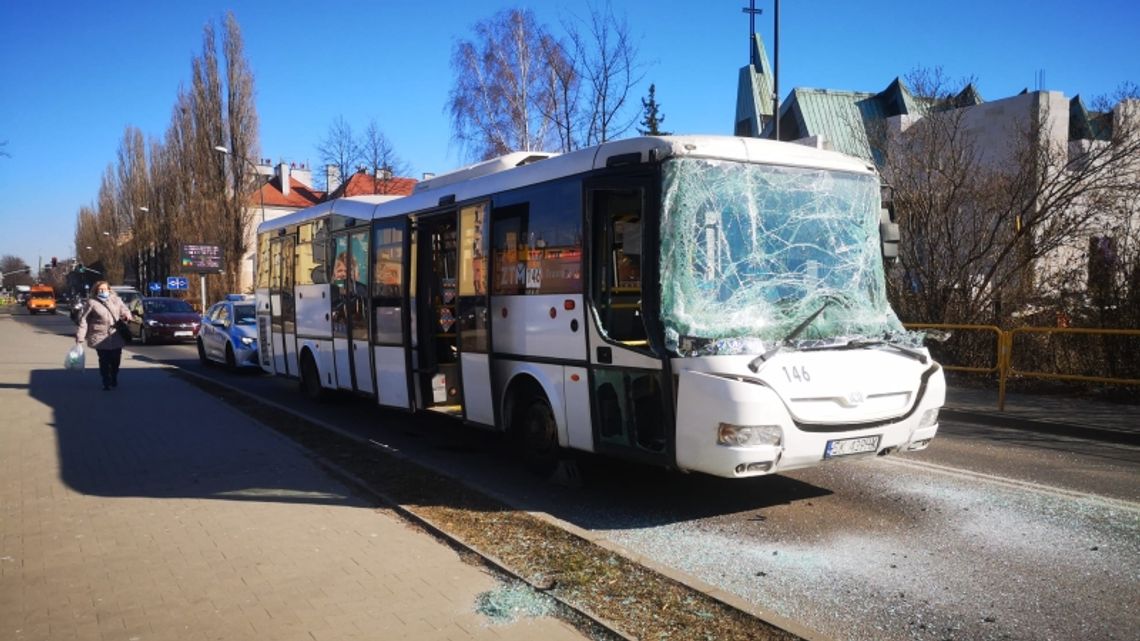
[
  {"x1": 136, "y1": 206, "x2": 150, "y2": 289},
  {"x1": 214, "y1": 145, "x2": 266, "y2": 224}
]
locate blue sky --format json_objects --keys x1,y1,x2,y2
[{"x1": 1, "y1": 0, "x2": 1137, "y2": 272}]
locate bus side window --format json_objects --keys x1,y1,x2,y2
[{"x1": 592, "y1": 189, "x2": 648, "y2": 347}]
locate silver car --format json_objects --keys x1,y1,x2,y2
[{"x1": 198, "y1": 297, "x2": 259, "y2": 369}]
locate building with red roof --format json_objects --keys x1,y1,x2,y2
[{"x1": 324, "y1": 168, "x2": 417, "y2": 200}]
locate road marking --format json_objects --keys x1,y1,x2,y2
[{"x1": 880, "y1": 457, "x2": 1140, "y2": 514}]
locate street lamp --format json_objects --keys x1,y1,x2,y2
[
  {"x1": 214, "y1": 145, "x2": 266, "y2": 224},
  {"x1": 136, "y1": 206, "x2": 150, "y2": 288}
]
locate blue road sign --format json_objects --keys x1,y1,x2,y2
[
  {"x1": 148, "y1": 282, "x2": 161, "y2": 292},
  {"x1": 166, "y1": 276, "x2": 189, "y2": 291}
]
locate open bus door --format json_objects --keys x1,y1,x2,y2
[
  {"x1": 413, "y1": 213, "x2": 463, "y2": 415},
  {"x1": 411, "y1": 205, "x2": 494, "y2": 422}
]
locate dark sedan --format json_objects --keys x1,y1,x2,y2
[{"x1": 128, "y1": 297, "x2": 201, "y2": 344}]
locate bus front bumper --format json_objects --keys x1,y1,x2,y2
[{"x1": 673, "y1": 369, "x2": 944, "y2": 479}]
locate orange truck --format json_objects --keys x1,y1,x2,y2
[{"x1": 26, "y1": 284, "x2": 57, "y2": 314}]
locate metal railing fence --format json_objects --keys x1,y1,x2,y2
[{"x1": 904, "y1": 323, "x2": 1140, "y2": 410}]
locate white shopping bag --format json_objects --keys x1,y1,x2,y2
[{"x1": 65, "y1": 344, "x2": 86, "y2": 371}]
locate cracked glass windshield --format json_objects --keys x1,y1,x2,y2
[{"x1": 660, "y1": 157, "x2": 910, "y2": 356}]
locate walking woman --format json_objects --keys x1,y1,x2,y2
[{"x1": 76, "y1": 281, "x2": 133, "y2": 390}]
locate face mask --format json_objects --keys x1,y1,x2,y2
[{"x1": 97, "y1": 292, "x2": 109, "y2": 300}]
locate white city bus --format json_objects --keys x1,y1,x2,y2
[{"x1": 253, "y1": 135, "x2": 944, "y2": 478}]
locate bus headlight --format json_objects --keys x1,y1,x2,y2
[
  {"x1": 717, "y1": 423, "x2": 782, "y2": 447},
  {"x1": 918, "y1": 408, "x2": 940, "y2": 428}
]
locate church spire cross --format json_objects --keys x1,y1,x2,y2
[{"x1": 742, "y1": 1, "x2": 762, "y2": 66}]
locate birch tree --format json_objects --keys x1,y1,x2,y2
[{"x1": 447, "y1": 8, "x2": 556, "y2": 160}]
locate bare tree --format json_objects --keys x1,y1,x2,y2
[
  {"x1": 564, "y1": 1, "x2": 645, "y2": 146},
  {"x1": 318, "y1": 116, "x2": 362, "y2": 190},
  {"x1": 1, "y1": 255, "x2": 27, "y2": 271},
  {"x1": 190, "y1": 21, "x2": 229, "y2": 301},
  {"x1": 94, "y1": 166, "x2": 125, "y2": 284},
  {"x1": 879, "y1": 70, "x2": 1140, "y2": 331},
  {"x1": 536, "y1": 32, "x2": 581, "y2": 153},
  {"x1": 113, "y1": 127, "x2": 150, "y2": 286},
  {"x1": 447, "y1": 8, "x2": 556, "y2": 160},
  {"x1": 1, "y1": 255, "x2": 32, "y2": 289},
  {"x1": 360, "y1": 119, "x2": 409, "y2": 193},
  {"x1": 1, "y1": 256, "x2": 30, "y2": 293},
  {"x1": 218, "y1": 12, "x2": 260, "y2": 296},
  {"x1": 73, "y1": 14, "x2": 262, "y2": 301},
  {"x1": 152, "y1": 89, "x2": 198, "y2": 288}
]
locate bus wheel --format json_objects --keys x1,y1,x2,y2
[
  {"x1": 300, "y1": 352, "x2": 325, "y2": 401},
  {"x1": 515, "y1": 395, "x2": 560, "y2": 475}
]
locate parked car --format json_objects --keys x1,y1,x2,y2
[
  {"x1": 198, "y1": 295, "x2": 260, "y2": 369},
  {"x1": 128, "y1": 296, "x2": 201, "y2": 344}
]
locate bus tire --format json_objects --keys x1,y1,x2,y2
[
  {"x1": 300, "y1": 351, "x2": 325, "y2": 401},
  {"x1": 514, "y1": 393, "x2": 560, "y2": 475}
]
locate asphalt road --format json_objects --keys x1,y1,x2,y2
[{"x1": 25, "y1": 309, "x2": 1140, "y2": 641}]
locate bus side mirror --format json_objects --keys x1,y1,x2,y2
[{"x1": 880, "y1": 207, "x2": 900, "y2": 263}]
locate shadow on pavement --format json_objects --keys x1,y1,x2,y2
[{"x1": 28, "y1": 365, "x2": 373, "y2": 509}]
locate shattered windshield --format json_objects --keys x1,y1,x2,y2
[{"x1": 660, "y1": 157, "x2": 909, "y2": 356}]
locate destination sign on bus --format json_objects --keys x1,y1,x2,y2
[{"x1": 180, "y1": 244, "x2": 223, "y2": 273}]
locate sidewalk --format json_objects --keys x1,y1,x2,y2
[
  {"x1": 944, "y1": 384, "x2": 1140, "y2": 445},
  {"x1": 0, "y1": 315, "x2": 589, "y2": 641}
]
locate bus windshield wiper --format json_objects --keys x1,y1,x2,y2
[{"x1": 748, "y1": 298, "x2": 836, "y2": 372}]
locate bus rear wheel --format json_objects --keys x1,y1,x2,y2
[
  {"x1": 515, "y1": 395, "x2": 560, "y2": 475},
  {"x1": 300, "y1": 351, "x2": 325, "y2": 401}
]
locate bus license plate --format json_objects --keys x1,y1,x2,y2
[{"x1": 824, "y1": 435, "x2": 880, "y2": 458}]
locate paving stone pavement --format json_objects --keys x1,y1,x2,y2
[{"x1": 0, "y1": 316, "x2": 590, "y2": 641}]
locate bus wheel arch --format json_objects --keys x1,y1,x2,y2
[
  {"x1": 299, "y1": 347, "x2": 325, "y2": 401},
  {"x1": 504, "y1": 374, "x2": 561, "y2": 474}
]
